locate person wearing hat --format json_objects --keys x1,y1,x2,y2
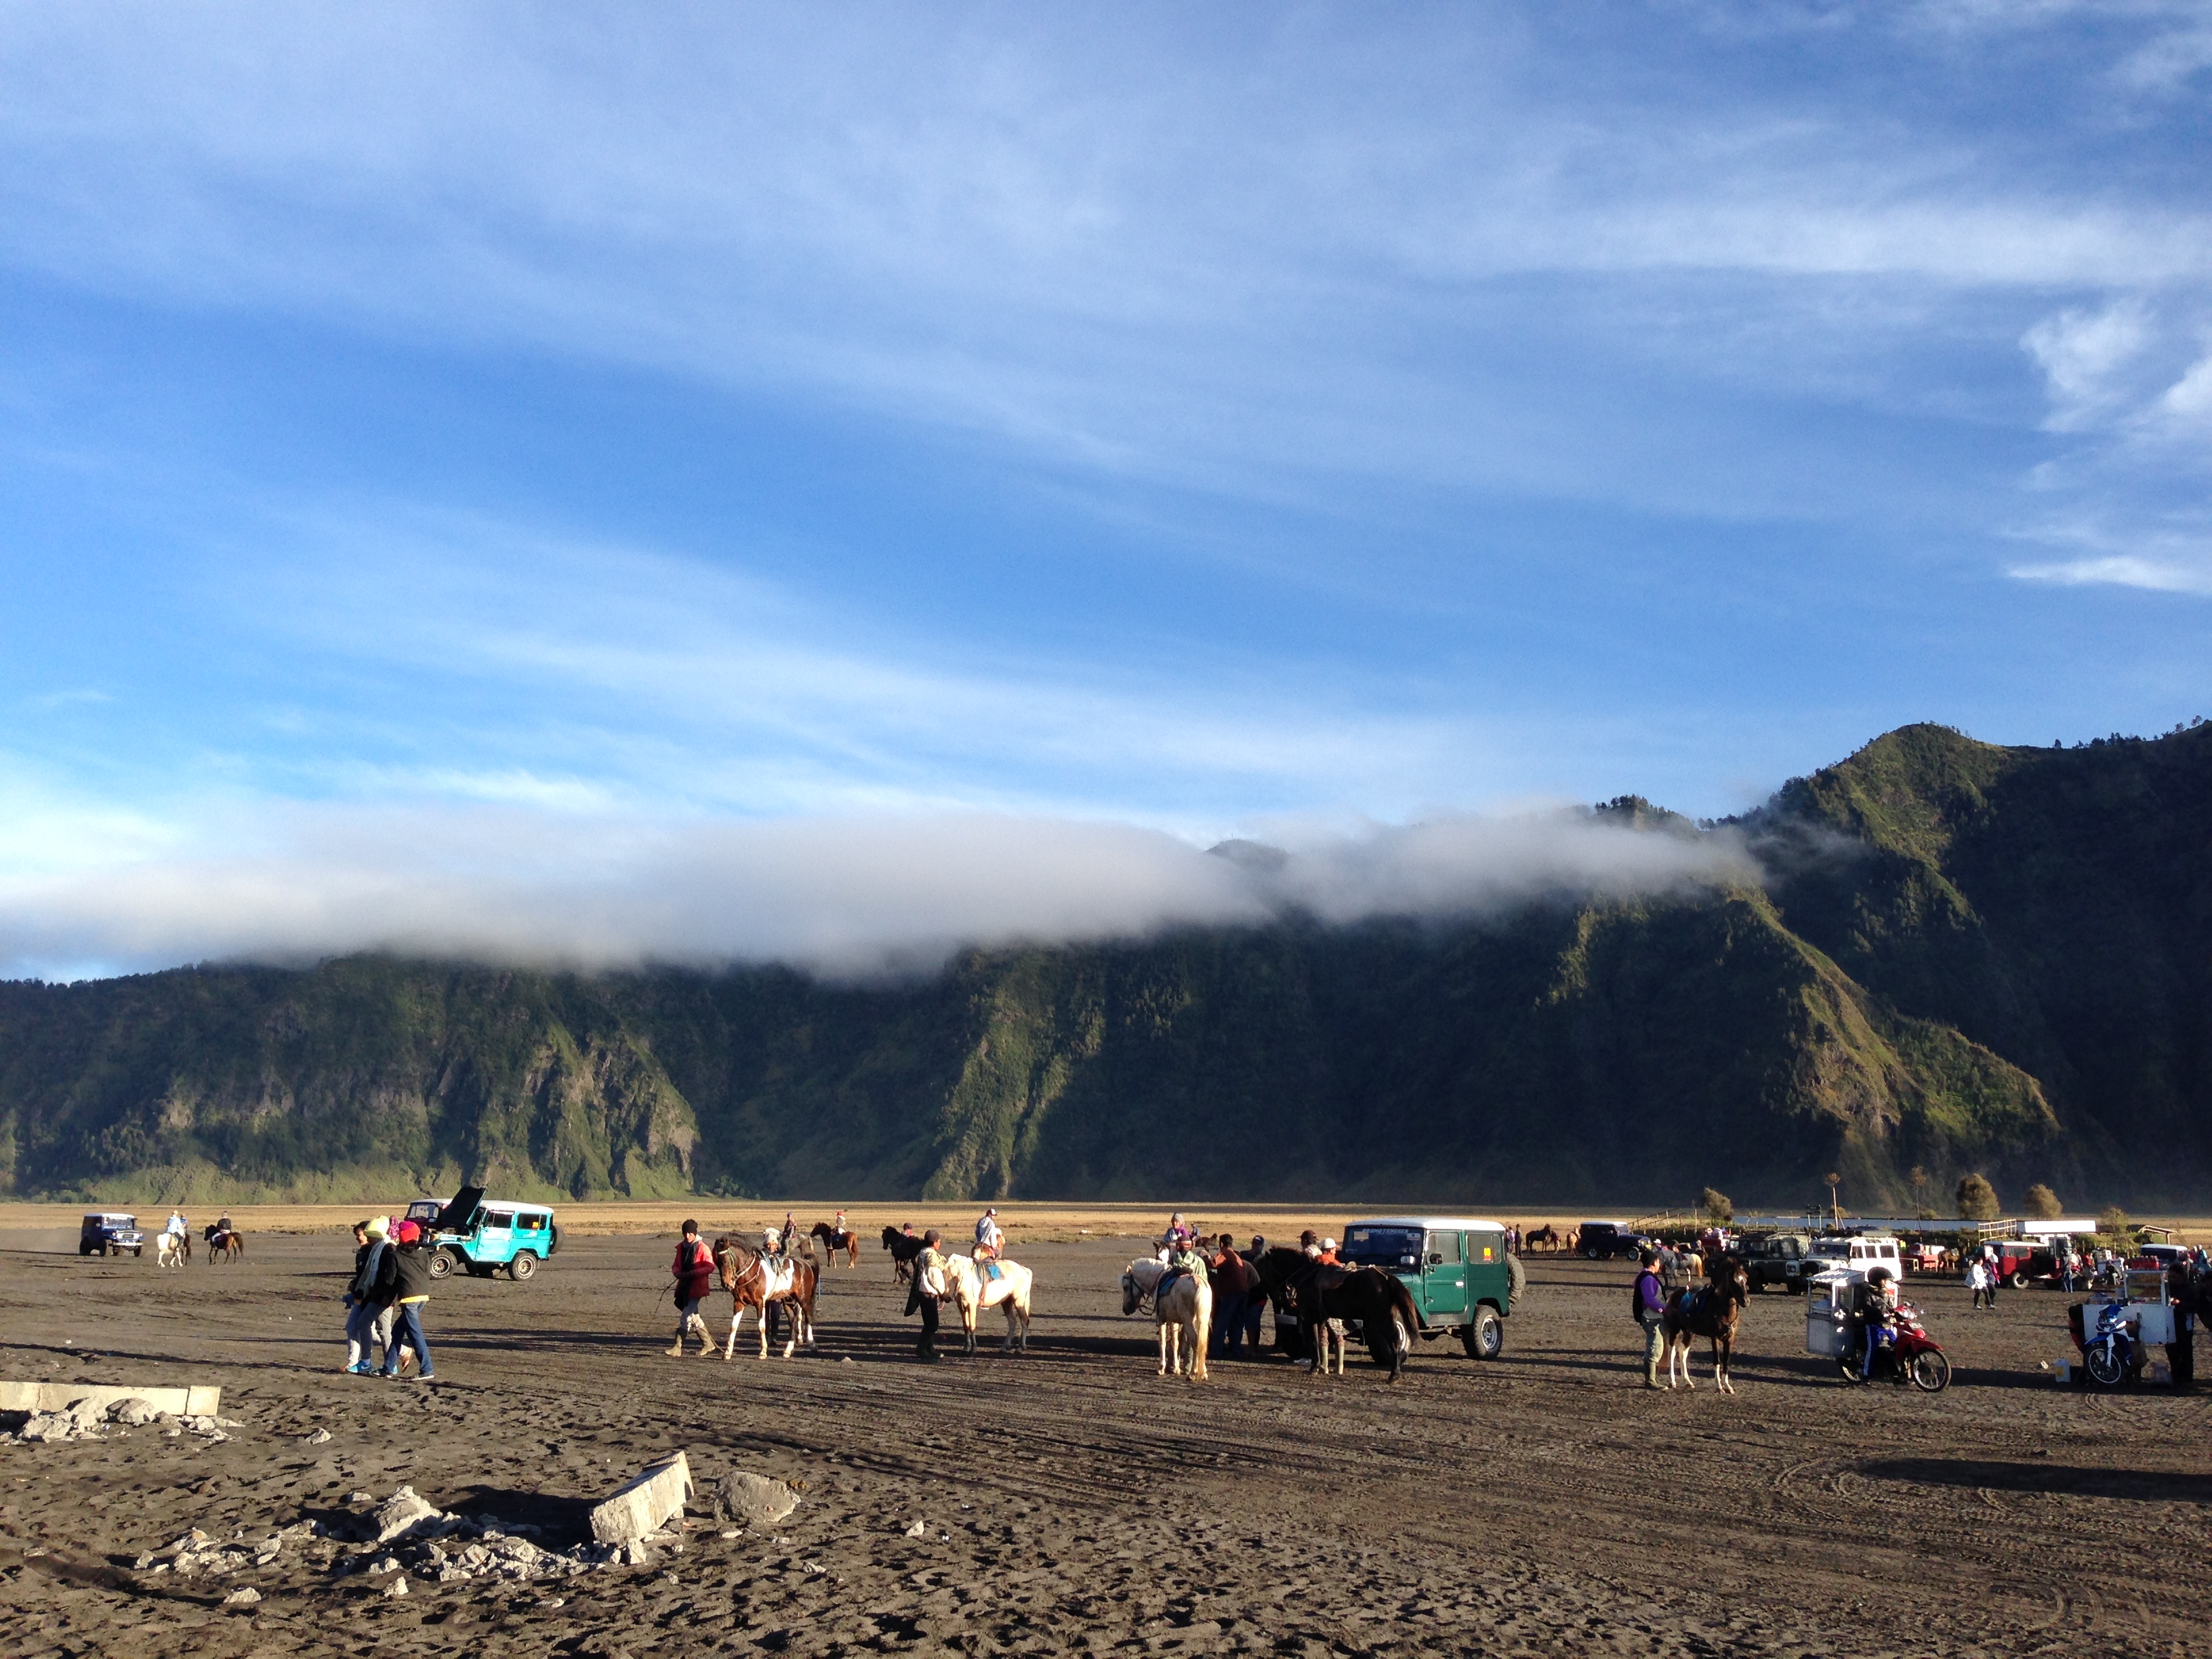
[
  {"x1": 380, "y1": 1219, "x2": 437, "y2": 1381},
  {"x1": 974, "y1": 1207, "x2": 1004, "y2": 1278},
  {"x1": 1633, "y1": 1248, "x2": 1668, "y2": 1389},
  {"x1": 667, "y1": 1220, "x2": 716, "y2": 1357},
  {"x1": 905, "y1": 1229, "x2": 949, "y2": 1362},
  {"x1": 343, "y1": 1217, "x2": 390, "y2": 1375}
]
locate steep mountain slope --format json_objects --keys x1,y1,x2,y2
[{"x1": 0, "y1": 722, "x2": 2202, "y2": 1208}]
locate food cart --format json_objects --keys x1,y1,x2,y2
[{"x1": 1805, "y1": 1269, "x2": 1858, "y2": 1360}]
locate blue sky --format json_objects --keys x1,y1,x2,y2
[{"x1": 3, "y1": 3, "x2": 2211, "y2": 973}]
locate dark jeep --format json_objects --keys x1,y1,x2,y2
[
  {"x1": 78, "y1": 1212, "x2": 145, "y2": 1257},
  {"x1": 1742, "y1": 1233, "x2": 1811, "y2": 1293}
]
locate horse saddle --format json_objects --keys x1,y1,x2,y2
[
  {"x1": 762, "y1": 1261, "x2": 797, "y2": 1298},
  {"x1": 1156, "y1": 1269, "x2": 1188, "y2": 1302},
  {"x1": 1679, "y1": 1288, "x2": 1709, "y2": 1320}
]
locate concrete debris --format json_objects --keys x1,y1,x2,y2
[
  {"x1": 223, "y1": 1587, "x2": 262, "y2": 1607},
  {"x1": 371, "y1": 1486, "x2": 447, "y2": 1544},
  {"x1": 109, "y1": 1397, "x2": 162, "y2": 1426},
  {"x1": 903, "y1": 1519, "x2": 928, "y2": 1538},
  {"x1": 383, "y1": 1574, "x2": 409, "y2": 1599},
  {"x1": 304, "y1": 1428, "x2": 331, "y2": 1444},
  {"x1": 712, "y1": 1471, "x2": 798, "y2": 1528},
  {"x1": 590, "y1": 1450, "x2": 693, "y2": 1546}
]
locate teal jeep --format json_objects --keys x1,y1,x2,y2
[
  {"x1": 1341, "y1": 1216, "x2": 1520, "y2": 1359},
  {"x1": 418, "y1": 1186, "x2": 560, "y2": 1281}
]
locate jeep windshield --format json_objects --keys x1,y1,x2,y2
[{"x1": 1341, "y1": 1227, "x2": 1424, "y2": 1268}]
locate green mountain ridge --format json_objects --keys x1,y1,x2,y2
[{"x1": 3, "y1": 722, "x2": 2207, "y2": 1210}]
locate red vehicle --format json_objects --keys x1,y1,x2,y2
[{"x1": 1988, "y1": 1239, "x2": 2056, "y2": 1288}]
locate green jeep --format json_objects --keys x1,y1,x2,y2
[{"x1": 1341, "y1": 1216, "x2": 1521, "y2": 1360}]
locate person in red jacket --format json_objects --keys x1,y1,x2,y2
[{"x1": 666, "y1": 1220, "x2": 716, "y2": 1357}]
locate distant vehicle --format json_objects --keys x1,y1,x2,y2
[
  {"x1": 78, "y1": 1212, "x2": 145, "y2": 1258},
  {"x1": 1742, "y1": 1233, "x2": 1813, "y2": 1293},
  {"x1": 417, "y1": 1186, "x2": 560, "y2": 1281},
  {"x1": 1804, "y1": 1235, "x2": 1904, "y2": 1282},
  {"x1": 1340, "y1": 1216, "x2": 1519, "y2": 1361},
  {"x1": 401, "y1": 1198, "x2": 444, "y2": 1227},
  {"x1": 1987, "y1": 1237, "x2": 2057, "y2": 1288},
  {"x1": 1577, "y1": 1221, "x2": 1643, "y2": 1261},
  {"x1": 2131, "y1": 1244, "x2": 2190, "y2": 1272}
]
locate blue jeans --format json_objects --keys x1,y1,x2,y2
[
  {"x1": 1214, "y1": 1292, "x2": 1248, "y2": 1355},
  {"x1": 344, "y1": 1299, "x2": 380, "y2": 1368},
  {"x1": 382, "y1": 1302, "x2": 432, "y2": 1377}
]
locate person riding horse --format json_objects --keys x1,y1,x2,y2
[{"x1": 975, "y1": 1207, "x2": 1005, "y2": 1279}]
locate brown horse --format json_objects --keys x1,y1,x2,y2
[
  {"x1": 203, "y1": 1226, "x2": 244, "y2": 1265},
  {"x1": 712, "y1": 1237, "x2": 819, "y2": 1359},
  {"x1": 1525, "y1": 1225, "x2": 1563, "y2": 1253},
  {"x1": 1661, "y1": 1256, "x2": 1750, "y2": 1393},
  {"x1": 811, "y1": 1221, "x2": 859, "y2": 1268}
]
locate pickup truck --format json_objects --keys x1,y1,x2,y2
[{"x1": 1742, "y1": 1233, "x2": 1812, "y2": 1293}]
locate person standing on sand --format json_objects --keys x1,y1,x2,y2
[
  {"x1": 1209, "y1": 1234, "x2": 1254, "y2": 1359},
  {"x1": 667, "y1": 1220, "x2": 716, "y2": 1357},
  {"x1": 905, "y1": 1229, "x2": 949, "y2": 1362},
  {"x1": 343, "y1": 1220, "x2": 383, "y2": 1374},
  {"x1": 1634, "y1": 1249, "x2": 1668, "y2": 1389},
  {"x1": 380, "y1": 1221, "x2": 437, "y2": 1382}
]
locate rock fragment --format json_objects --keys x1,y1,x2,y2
[
  {"x1": 223, "y1": 1587, "x2": 262, "y2": 1607},
  {"x1": 712, "y1": 1470, "x2": 798, "y2": 1528},
  {"x1": 371, "y1": 1486, "x2": 448, "y2": 1544},
  {"x1": 108, "y1": 1397, "x2": 161, "y2": 1426},
  {"x1": 588, "y1": 1450, "x2": 692, "y2": 1545}
]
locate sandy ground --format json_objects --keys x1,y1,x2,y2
[{"x1": 5, "y1": 1224, "x2": 2211, "y2": 1658}]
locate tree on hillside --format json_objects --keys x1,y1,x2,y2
[
  {"x1": 1955, "y1": 1172, "x2": 2001, "y2": 1221},
  {"x1": 2023, "y1": 1183, "x2": 2062, "y2": 1220},
  {"x1": 1698, "y1": 1187, "x2": 1733, "y2": 1223}
]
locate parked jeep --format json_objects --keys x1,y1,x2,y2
[
  {"x1": 419, "y1": 1186, "x2": 560, "y2": 1281},
  {"x1": 78, "y1": 1212, "x2": 145, "y2": 1257},
  {"x1": 1340, "y1": 1216, "x2": 1520, "y2": 1363},
  {"x1": 1742, "y1": 1233, "x2": 1812, "y2": 1293},
  {"x1": 1576, "y1": 1220, "x2": 1645, "y2": 1260}
]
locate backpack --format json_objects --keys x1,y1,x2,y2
[{"x1": 1629, "y1": 1274, "x2": 1650, "y2": 1323}]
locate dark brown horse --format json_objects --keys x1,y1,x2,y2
[
  {"x1": 712, "y1": 1237, "x2": 819, "y2": 1359},
  {"x1": 1525, "y1": 1224, "x2": 1563, "y2": 1252},
  {"x1": 1252, "y1": 1247, "x2": 1420, "y2": 1380},
  {"x1": 882, "y1": 1225, "x2": 926, "y2": 1284},
  {"x1": 811, "y1": 1221, "x2": 859, "y2": 1268},
  {"x1": 1661, "y1": 1255, "x2": 1749, "y2": 1393},
  {"x1": 203, "y1": 1224, "x2": 244, "y2": 1265}
]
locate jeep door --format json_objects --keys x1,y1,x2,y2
[{"x1": 1422, "y1": 1230, "x2": 1467, "y2": 1324}]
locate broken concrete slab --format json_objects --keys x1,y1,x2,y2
[
  {"x1": 0, "y1": 1381, "x2": 220, "y2": 1416},
  {"x1": 712, "y1": 1471, "x2": 798, "y2": 1528},
  {"x1": 109, "y1": 1397, "x2": 162, "y2": 1426},
  {"x1": 588, "y1": 1450, "x2": 692, "y2": 1546},
  {"x1": 371, "y1": 1486, "x2": 449, "y2": 1544}
]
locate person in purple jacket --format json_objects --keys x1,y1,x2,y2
[{"x1": 1634, "y1": 1248, "x2": 1668, "y2": 1389}]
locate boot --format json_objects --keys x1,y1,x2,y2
[
  {"x1": 689, "y1": 1315, "x2": 714, "y2": 1356},
  {"x1": 664, "y1": 1332, "x2": 686, "y2": 1357}
]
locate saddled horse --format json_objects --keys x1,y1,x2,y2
[
  {"x1": 1661, "y1": 1255, "x2": 1750, "y2": 1393},
  {"x1": 811, "y1": 1221, "x2": 859, "y2": 1268},
  {"x1": 1252, "y1": 1247, "x2": 1418, "y2": 1381},
  {"x1": 882, "y1": 1227, "x2": 927, "y2": 1284},
  {"x1": 943, "y1": 1253, "x2": 1033, "y2": 1354},
  {"x1": 1121, "y1": 1258, "x2": 1211, "y2": 1380},
  {"x1": 1525, "y1": 1224, "x2": 1563, "y2": 1253},
  {"x1": 155, "y1": 1231, "x2": 191, "y2": 1268},
  {"x1": 712, "y1": 1237, "x2": 819, "y2": 1359},
  {"x1": 203, "y1": 1224, "x2": 244, "y2": 1265}
]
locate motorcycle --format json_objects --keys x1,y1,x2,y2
[
  {"x1": 1838, "y1": 1299, "x2": 1952, "y2": 1392},
  {"x1": 2082, "y1": 1299, "x2": 2142, "y2": 1388}
]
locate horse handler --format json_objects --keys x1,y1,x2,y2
[
  {"x1": 905, "y1": 1229, "x2": 949, "y2": 1362},
  {"x1": 667, "y1": 1219, "x2": 716, "y2": 1357},
  {"x1": 1633, "y1": 1248, "x2": 1667, "y2": 1389}
]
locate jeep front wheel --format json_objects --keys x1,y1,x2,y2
[
  {"x1": 509, "y1": 1251, "x2": 537, "y2": 1281},
  {"x1": 426, "y1": 1248, "x2": 456, "y2": 1280},
  {"x1": 1462, "y1": 1306, "x2": 1504, "y2": 1359}
]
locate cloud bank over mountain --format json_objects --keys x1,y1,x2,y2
[{"x1": 0, "y1": 800, "x2": 1755, "y2": 980}]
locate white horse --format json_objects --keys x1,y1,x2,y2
[
  {"x1": 155, "y1": 1231, "x2": 188, "y2": 1269},
  {"x1": 943, "y1": 1254, "x2": 1033, "y2": 1354},
  {"x1": 1121, "y1": 1258, "x2": 1211, "y2": 1380}
]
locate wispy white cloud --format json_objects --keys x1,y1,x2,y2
[{"x1": 2023, "y1": 302, "x2": 2152, "y2": 431}]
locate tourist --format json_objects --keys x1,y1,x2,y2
[
  {"x1": 380, "y1": 1221, "x2": 437, "y2": 1381},
  {"x1": 1210, "y1": 1234, "x2": 1254, "y2": 1358},
  {"x1": 975, "y1": 1206, "x2": 1004, "y2": 1258},
  {"x1": 666, "y1": 1219, "x2": 716, "y2": 1357},
  {"x1": 343, "y1": 1218, "x2": 388, "y2": 1375},
  {"x1": 1634, "y1": 1249, "x2": 1668, "y2": 1389}
]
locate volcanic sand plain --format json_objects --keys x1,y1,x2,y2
[{"x1": 3, "y1": 1218, "x2": 2211, "y2": 1658}]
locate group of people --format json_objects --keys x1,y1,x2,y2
[{"x1": 342, "y1": 1215, "x2": 437, "y2": 1379}]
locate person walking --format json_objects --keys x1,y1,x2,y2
[
  {"x1": 1634, "y1": 1248, "x2": 1668, "y2": 1389},
  {"x1": 905, "y1": 1229, "x2": 949, "y2": 1362},
  {"x1": 343, "y1": 1218, "x2": 388, "y2": 1374},
  {"x1": 666, "y1": 1220, "x2": 716, "y2": 1357},
  {"x1": 379, "y1": 1221, "x2": 437, "y2": 1382},
  {"x1": 1966, "y1": 1255, "x2": 1990, "y2": 1311}
]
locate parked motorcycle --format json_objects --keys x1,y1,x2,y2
[
  {"x1": 2082, "y1": 1299, "x2": 2142, "y2": 1388},
  {"x1": 1838, "y1": 1299, "x2": 1952, "y2": 1392}
]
